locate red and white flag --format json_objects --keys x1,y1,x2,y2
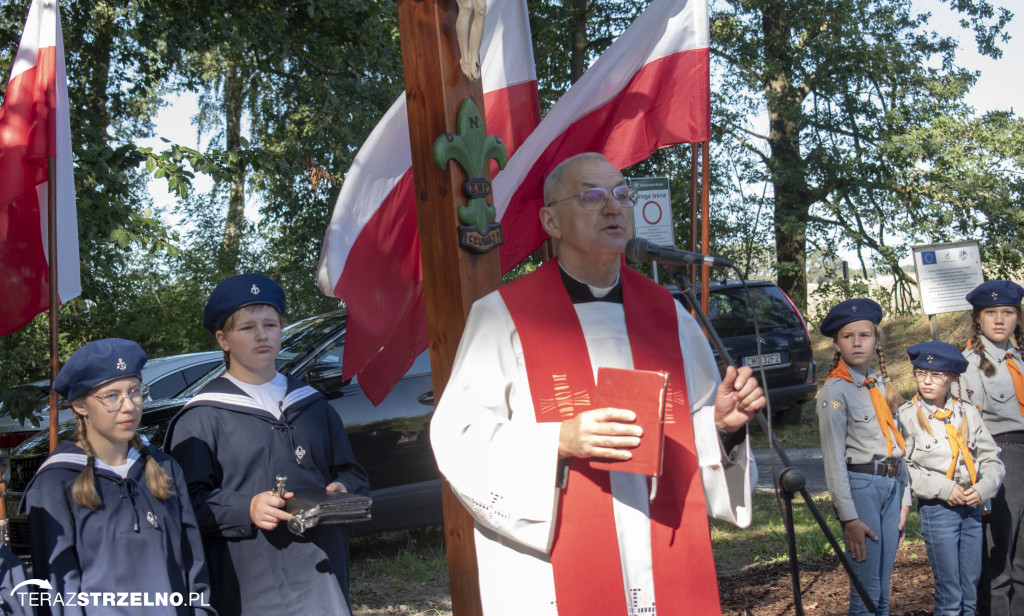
[
  {"x1": 0, "y1": 0, "x2": 79, "y2": 338},
  {"x1": 316, "y1": 0, "x2": 540, "y2": 404},
  {"x1": 494, "y1": 0, "x2": 710, "y2": 272}
]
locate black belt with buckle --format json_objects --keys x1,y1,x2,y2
[{"x1": 847, "y1": 461, "x2": 901, "y2": 477}]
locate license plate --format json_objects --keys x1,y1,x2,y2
[
  {"x1": 743, "y1": 352, "x2": 782, "y2": 368},
  {"x1": 4, "y1": 494, "x2": 20, "y2": 517}
]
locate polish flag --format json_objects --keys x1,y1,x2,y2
[
  {"x1": 0, "y1": 0, "x2": 79, "y2": 338},
  {"x1": 316, "y1": 0, "x2": 539, "y2": 404},
  {"x1": 494, "y1": 0, "x2": 711, "y2": 272}
]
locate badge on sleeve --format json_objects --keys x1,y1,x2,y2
[{"x1": 824, "y1": 400, "x2": 842, "y2": 412}]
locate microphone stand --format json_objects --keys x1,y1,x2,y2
[{"x1": 669, "y1": 268, "x2": 875, "y2": 615}]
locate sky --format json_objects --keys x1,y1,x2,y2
[{"x1": 140, "y1": 0, "x2": 1022, "y2": 239}]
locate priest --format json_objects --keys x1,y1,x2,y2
[{"x1": 430, "y1": 152, "x2": 763, "y2": 615}]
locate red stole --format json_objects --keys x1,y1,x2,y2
[{"x1": 499, "y1": 259, "x2": 720, "y2": 615}]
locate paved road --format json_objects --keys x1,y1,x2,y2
[{"x1": 753, "y1": 447, "x2": 827, "y2": 494}]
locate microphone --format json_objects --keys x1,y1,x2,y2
[{"x1": 625, "y1": 238, "x2": 734, "y2": 268}]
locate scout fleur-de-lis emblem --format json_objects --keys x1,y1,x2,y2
[
  {"x1": 116, "y1": 358, "x2": 127, "y2": 371},
  {"x1": 992, "y1": 291, "x2": 999, "y2": 301},
  {"x1": 146, "y1": 512, "x2": 159, "y2": 529},
  {"x1": 294, "y1": 445, "x2": 306, "y2": 462},
  {"x1": 433, "y1": 98, "x2": 508, "y2": 254},
  {"x1": 251, "y1": 283, "x2": 260, "y2": 295},
  {"x1": 926, "y1": 355, "x2": 934, "y2": 364},
  {"x1": 851, "y1": 305, "x2": 858, "y2": 313}
]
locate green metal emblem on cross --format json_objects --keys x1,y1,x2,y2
[{"x1": 433, "y1": 98, "x2": 508, "y2": 252}]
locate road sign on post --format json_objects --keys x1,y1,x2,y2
[{"x1": 629, "y1": 176, "x2": 673, "y2": 246}]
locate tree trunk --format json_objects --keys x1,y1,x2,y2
[
  {"x1": 761, "y1": 3, "x2": 810, "y2": 310},
  {"x1": 221, "y1": 62, "x2": 247, "y2": 273},
  {"x1": 569, "y1": 0, "x2": 587, "y2": 83},
  {"x1": 82, "y1": 5, "x2": 115, "y2": 142}
]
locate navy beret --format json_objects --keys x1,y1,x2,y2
[
  {"x1": 53, "y1": 338, "x2": 147, "y2": 401},
  {"x1": 965, "y1": 280, "x2": 1024, "y2": 309},
  {"x1": 906, "y1": 341, "x2": 969, "y2": 374},
  {"x1": 819, "y1": 298, "x2": 883, "y2": 337},
  {"x1": 202, "y1": 273, "x2": 286, "y2": 333}
]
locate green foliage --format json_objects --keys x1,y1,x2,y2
[{"x1": 711, "y1": 0, "x2": 1021, "y2": 311}]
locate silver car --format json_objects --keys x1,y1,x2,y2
[{"x1": 0, "y1": 351, "x2": 223, "y2": 459}]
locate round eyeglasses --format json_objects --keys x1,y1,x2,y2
[
  {"x1": 912, "y1": 370, "x2": 949, "y2": 382},
  {"x1": 545, "y1": 185, "x2": 638, "y2": 211},
  {"x1": 90, "y1": 384, "x2": 150, "y2": 412}
]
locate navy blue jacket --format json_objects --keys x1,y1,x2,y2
[
  {"x1": 21, "y1": 442, "x2": 214, "y2": 615},
  {"x1": 164, "y1": 375, "x2": 369, "y2": 616},
  {"x1": 0, "y1": 544, "x2": 34, "y2": 615}
]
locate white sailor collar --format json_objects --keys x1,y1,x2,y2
[{"x1": 183, "y1": 374, "x2": 321, "y2": 417}]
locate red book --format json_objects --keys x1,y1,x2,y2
[{"x1": 589, "y1": 367, "x2": 669, "y2": 476}]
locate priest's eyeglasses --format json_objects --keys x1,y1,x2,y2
[
  {"x1": 91, "y1": 384, "x2": 150, "y2": 412},
  {"x1": 912, "y1": 370, "x2": 949, "y2": 383},
  {"x1": 545, "y1": 185, "x2": 638, "y2": 211}
]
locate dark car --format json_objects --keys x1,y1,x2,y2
[
  {"x1": 671, "y1": 280, "x2": 816, "y2": 424},
  {"x1": 3, "y1": 310, "x2": 441, "y2": 555}
]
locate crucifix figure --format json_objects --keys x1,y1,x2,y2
[{"x1": 456, "y1": 0, "x2": 487, "y2": 80}]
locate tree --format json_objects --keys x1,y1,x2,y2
[{"x1": 711, "y1": 0, "x2": 1019, "y2": 311}]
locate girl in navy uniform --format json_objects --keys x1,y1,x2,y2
[
  {"x1": 0, "y1": 454, "x2": 34, "y2": 616},
  {"x1": 165, "y1": 274, "x2": 369, "y2": 616},
  {"x1": 21, "y1": 339, "x2": 213, "y2": 615},
  {"x1": 899, "y1": 341, "x2": 1004, "y2": 616},
  {"x1": 0, "y1": 540, "x2": 33, "y2": 616},
  {"x1": 961, "y1": 280, "x2": 1024, "y2": 616},
  {"x1": 816, "y1": 298, "x2": 910, "y2": 616}
]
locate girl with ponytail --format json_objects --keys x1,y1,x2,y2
[
  {"x1": 21, "y1": 339, "x2": 213, "y2": 615},
  {"x1": 961, "y1": 279, "x2": 1024, "y2": 615},
  {"x1": 898, "y1": 341, "x2": 1003, "y2": 616},
  {"x1": 816, "y1": 298, "x2": 910, "y2": 616}
]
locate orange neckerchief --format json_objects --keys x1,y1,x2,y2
[
  {"x1": 1004, "y1": 352, "x2": 1024, "y2": 417},
  {"x1": 926, "y1": 398, "x2": 978, "y2": 485},
  {"x1": 827, "y1": 361, "x2": 906, "y2": 457}
]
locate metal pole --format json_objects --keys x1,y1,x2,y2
[
  {"x1": 700, "y1": 141, "x2": 710, "y2": 314},
  {"x1": 48, "y1": 156, "x2": 59, "y2": 453},
  {"x1": 689, "y1": 144, "x2": 698, "y2": 287}
]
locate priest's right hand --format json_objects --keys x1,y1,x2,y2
[
  {"x1": 558, "y1": 408, "x2": 642, "y2": 459},
  {"x1": 250, "y1": 491, "x2": 294, "y2": 530}
]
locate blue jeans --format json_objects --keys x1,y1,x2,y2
[
  {"x1": 843, "y1": 471, "x2": 904, "y2": 616},
  {"x1": 919, "y1": 499, "x2": 983, "y2": 615}
]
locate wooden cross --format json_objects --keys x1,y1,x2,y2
[{"x1": 396, "y1": 0, "x2": 504, "y2": 613}]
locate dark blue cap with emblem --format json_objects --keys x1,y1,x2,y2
[
  {"x1": 819, "y1": 298, "x2": 883, "y2": 337},
  {"x1": 965, "y1": 280, "x2": 1024, "y2": 309},
  {"x1": 906, "y1": 340, "x2": 969, "y2": 374},
  {"x1": 53, "y1": 338, "x2": 148, "y2": 401},
  {"x1": 202, "y1": 273, "x2": 286, "y2": 333}
]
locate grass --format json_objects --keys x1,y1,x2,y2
[
  {"x1": 351, "y1": 494, "x2": 926, "y2": 587},
  {"x1": 711, "y1": 491, "x2": 924, "y2": 572},
  {"x1": 350, "y1": 526, "x2": 450, "y2": 593},
  {"x1": 749, "y1": 310, "x2": 974, "y2": 450}
]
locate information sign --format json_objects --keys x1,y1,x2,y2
[{"x1": 912, "y1": 241, "x2": 984, "y2": 315}]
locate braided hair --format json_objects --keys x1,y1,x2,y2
[
  {"x1": 71, "y1": 414, "x2": 102, "y2": 510},
  {"x1": 829, "y1": 323, "x2": 902, "y2": 411},
  {"x1": 915, "y1": 376, "x2": 966, "y2": 439},
  {"x1": 968, "y1": 306, "x2": 1024, "y2": 377},
  {"x1": 873, "y1": 325, "x2": 904, "y2": 412},
  {"x1": 71, "y1": 412, "x2": 175, "y2": 511}
]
